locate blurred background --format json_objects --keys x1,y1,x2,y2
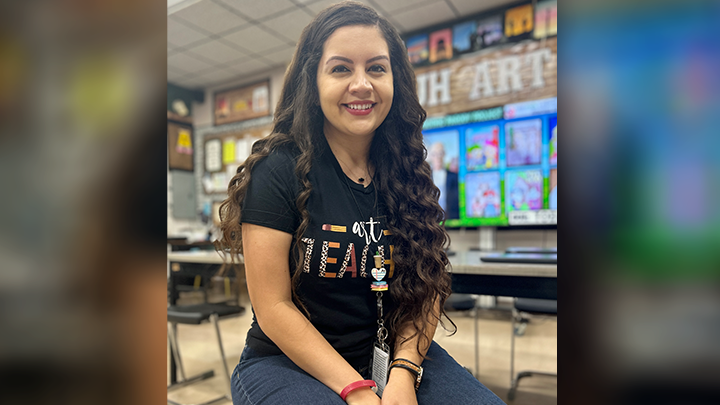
[{"x1": 0, "y1": 0, "x2": 718, "y2": 404}]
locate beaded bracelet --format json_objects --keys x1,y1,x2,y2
[{"x1": 340, "y1": 380, "x2": 377, "y2": 401}]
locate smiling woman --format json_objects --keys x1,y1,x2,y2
[{"x1": 218, "y1": 1, "x2": 506, "y2": 404}]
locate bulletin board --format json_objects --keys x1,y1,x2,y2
[
  {"x1": 202, "y1": 123, "x2": 273, "y2": 195},
  {"x1": 214, "y1": 80, "x2": 271, "y2": 126},
  {"x1": 168, "y1": 122, "x2": 194, "y2": 171}
]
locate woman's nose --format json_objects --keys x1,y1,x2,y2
[{"x1": 349, "y1": 71, "x2": 372, "y2": 95}]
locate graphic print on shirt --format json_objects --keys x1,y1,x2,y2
[{"x1": 301, "y1": 216, "x2": 393, "y2": 280}]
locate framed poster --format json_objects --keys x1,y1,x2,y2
[
  {"x1": 505, "y1": 4, "x2": 534, "y2": 38},
  {"x1": 214, "y1": 80, "x2": 270, "y2": 126},
  {"x1": 452, "y1": 21, "x2": 476, "y2": 56},
  {"x1": 534, "y1": 0, "x2": 557, "y2": 38},
  {"x1": 474, "y1": 15, "x2": 504, "y2": 51},
  {"x1": 429, "y1": 29, "x2": 452, "y2": 63},
  {"x1": 168, "y1": 122, "x2": 194, "y2": 171},
  {"x1": 406, "y1": 34, "x2": 429, "y2": 65}
]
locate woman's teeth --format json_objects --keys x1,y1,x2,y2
[{"x1": 347, "y1": 104, "x2": 372, "y2": 110}]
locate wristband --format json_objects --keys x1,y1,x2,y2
[
  {"x1": 340, "y1": 380, "x2": 377, "y2": 401},
  {"x1": 392, "y1": 358, "x2": 421, "y2": 368},
  {"x1": 389, "y1": 358, "x2": 424, "y2": 391}
]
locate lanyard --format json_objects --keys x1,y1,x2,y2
[{"x1": 371, "y1": 248, "x2": 389, "y2": 349}]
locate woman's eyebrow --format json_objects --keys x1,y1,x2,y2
[{"x1": 325, "y1": 55, "x2": 389, "y2": 65}]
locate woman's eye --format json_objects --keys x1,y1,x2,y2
[
  {"x1": 369, "y1": 65, "x2": 386, "y2": 73},
  {"x1": 331, "y1": 65, "x2": 349, "y2": 73}
]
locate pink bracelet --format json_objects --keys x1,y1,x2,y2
[{"x1": 340, "y1": 380, "x2": 377, "y2": 401}]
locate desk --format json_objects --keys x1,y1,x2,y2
[
  {"x1": 167, "y1": 251, "x2": 244, "y2": 384},
  {"x1": 449, "y1": 251, "x2": 557, "y2": 300}
]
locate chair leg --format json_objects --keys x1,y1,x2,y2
[
  {"x1": 509, "y1": 308, "x2": 518, "y2": 400},
  {"x1": 168, "y1": 322, "x2": 215, "y2": 392},
  {"x1": 168, "y1": 322, "x2": 187, "y2": 381},
  {"x1": 473, "y1": 300, "x2": 479, "y2": 379},
  {"x1": 210, "y1": 314, "x2": 233, "y2": 398}
]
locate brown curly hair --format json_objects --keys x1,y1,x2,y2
[{"x1": 219, "y1": 1, "x2": 455, "y2": 358}]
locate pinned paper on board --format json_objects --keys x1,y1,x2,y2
[
  {"x1": 176, "y1": 129, "x2": 193, "y2": 155},
  {"x1": 211, "y1": 172, "x2": 228, "y2": 192},
  {"x1": 235, "y1": 138, "x2": 250, "y2": 163},
  {"x1": 205, "y1": 139, "x2": 222, "y2": 172},
  {"x1": 226, "y1": 164, "x2": 237, "y2": 184},
  {"x1": 222, "y1": 138, "x2": 236, "y2": 165}
]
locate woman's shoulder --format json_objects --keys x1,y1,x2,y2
[{"x1": 253, "y1": 141, "x2": 300, "y2": 175}]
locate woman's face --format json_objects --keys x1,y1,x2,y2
[{"x1": 317, "y1": 25, "x2": 394, "y2": 141}]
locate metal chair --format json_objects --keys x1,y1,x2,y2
[
  {"x1": 167, "y1": 303, "x2": 245, "y2": 405},
  {"x1": 444, "y1": 293, "x2": 480, "y2": 378},
  {"x1": 508, "y1": 298, "x2": 557, "y2": 401}
]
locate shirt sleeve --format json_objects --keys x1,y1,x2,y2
[{"x1": 241, "y1": 149, "x2": 300, "y2": 235}]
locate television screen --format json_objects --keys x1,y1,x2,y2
[{"x1": 422, "y1": 98, "x2": 557, "y2": 227}]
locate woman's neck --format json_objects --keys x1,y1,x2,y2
[
  {"x1": 324, "y1": 130, "x2": 373, "y2": 169},
  {"x1": 323, "y1": 128, "x2": 375, "y2": 185}
]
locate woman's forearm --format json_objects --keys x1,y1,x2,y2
[
  {"x1": 387, "y1": 298, "x2": 441, "y2": 386},
  {"x1": 256, "y1": 300, "x2": 366, "y2": 395}
]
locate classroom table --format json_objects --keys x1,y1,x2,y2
[
  {"x1": 448, "y1": 250, "x2": 557, "y2": 300},
  {"x1": 166, "y1": 250, "x2": 557, "y2": 384}
]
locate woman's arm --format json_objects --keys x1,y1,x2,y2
[
  {"x1": 381, "y1": 297, "x2": 442, "y2": 405},
  {"x1": 242, "y1": 223, "x2": 380, "y2": 404}
]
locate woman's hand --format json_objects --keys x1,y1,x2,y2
[{"x1": 380, "y1": 369, "x2": 418, "y2": 405}]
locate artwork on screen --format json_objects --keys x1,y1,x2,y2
[
  {"x1": 506, "y1": 169, "x2": 543, "y2": 213},
  {"x1": 549, "y1": 116, "x2": 557, "y2": 166},
  {"x1": 465, "y1": 124, "x2": 499, "y2": 171},
  {"x1": 549, "y1": 168, "x2": 557, "y2": 210},
  {"x1": 506, "y1": 119, "x2": 542, "y2": 167},
  {"x1": 466, "y1": 171, "x2": 501, "y2": 218},
  {"x1": 424, "y1": 130, "x2": 460, "y2": 220}
]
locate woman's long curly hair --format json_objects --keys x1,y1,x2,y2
[{"x1": 219, "y1": 1, "x2": 455, "y2": 357}]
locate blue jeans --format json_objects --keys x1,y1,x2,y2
[{"x1": 231, "y1": 341, "x2": 506, "y2": 404}]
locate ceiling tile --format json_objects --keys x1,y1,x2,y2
[
  {"x1": 262, "y1": 9, "x2": 313, "y2": 43},
  {"x1": 258, "y1": 45, "x2": 295, "y2": 65},
  {"x1": 223, "y1": 25, "x2": 289, "y2": 55},
  {"x1": 168, "y1": 64, "x2": 189, "y2": 75},
  {"x1": 168, "y1": 17, "x2": 210, "y2": 48},
  {"x1": 195, "y1": 68, "x2": 241, "y2": 86},
  {"x1": 168, "y1": 68, "x2": 190, "y2": 82},
  {"x1": 172, "y1": 1, "x2": 250, "y2": 34},
  {"x1": 305, "y1": 0, "x2": 380, "y2": 15},
  {"x1": 215, "y1": 0, "x2": 296, "y2": 21},
  {"x1": 374, "y1": 0, "x2": 437, "y2": 14},
  {"x1": 168, "y1": 52, "x2": 215, "y2": 75},
  {"x1": 185, "y1": 40, "x2": 249, "y2": 64},
  {"x1": 448, "y1": 0, "x2": 517, "y2": 16},
  {"x1": 174, "y1": 76, "x2": 210, "y2": 90},
  {"x1": 223, "y1": 58, "x2": 273, "y2": 76},
  {"x1": 392, "y1": 1, "x2": 456, "y2": 33}
]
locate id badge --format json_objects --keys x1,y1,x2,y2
[{"x1": 371, "y1": 341, "x2": 390, "y2": 396}]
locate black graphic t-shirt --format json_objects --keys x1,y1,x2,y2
[{"x1": 241, "y1": 136, "x2": 397, "y2": 371}]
